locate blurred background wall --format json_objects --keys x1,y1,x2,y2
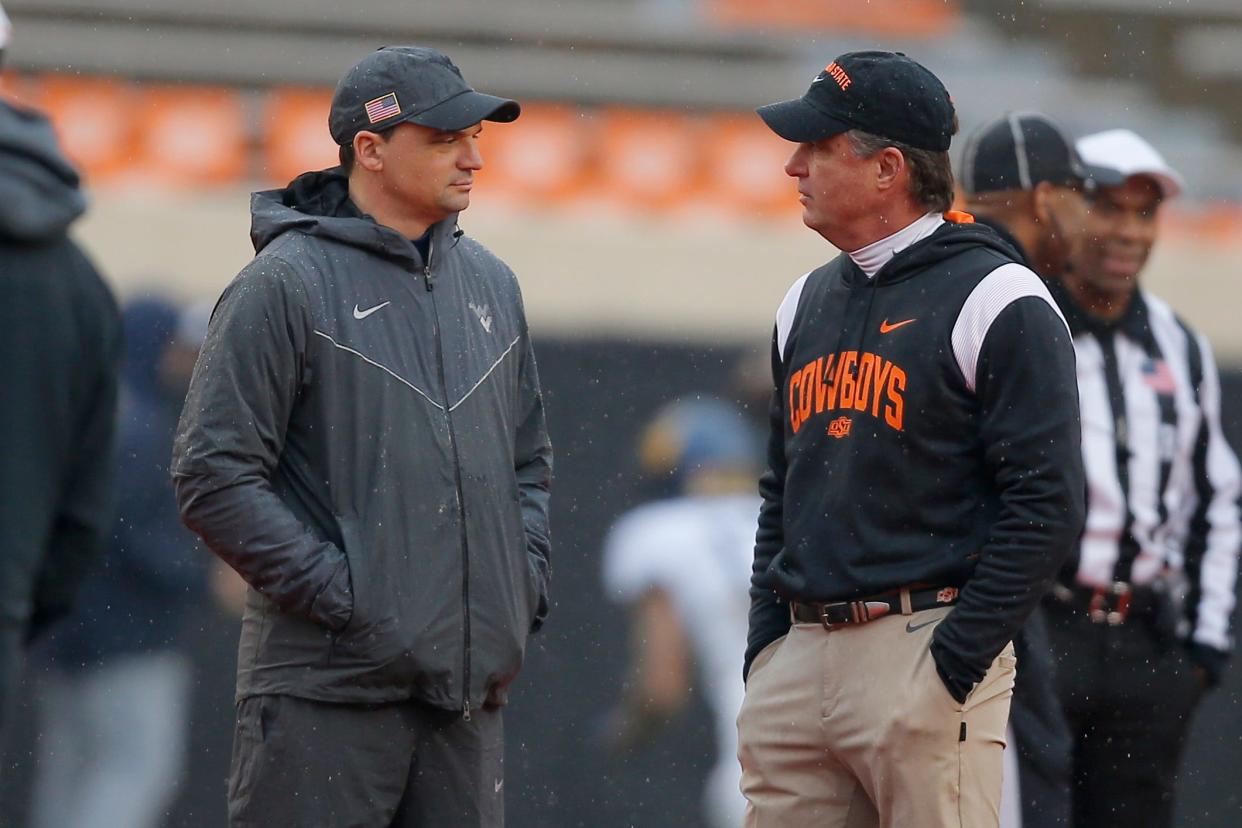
[
  {"x1": 3, "y1": 0, "x2": 1242, "y2": 354},
  {"x1": 2, "y1": 0, "x2": 1241, "y2": 825}
]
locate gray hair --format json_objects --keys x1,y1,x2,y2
[{"x1": 845, "y1": 129, "x2": 955, "y2": 213}]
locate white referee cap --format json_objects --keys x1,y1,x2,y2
[{"x1": 1076, "y1": 129, "x2": 1185, "y2": 200}]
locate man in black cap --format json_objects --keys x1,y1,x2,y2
[
  {"x1": 738, "y1": 51, "x2": 1086, "y2": 826},
  {"x1": 172, "y1": 46, "x2": 552, "y2": 827},
  {"x1": 960, "y1": 111, "x2": 1120, "y2": 285},
  {"x1": 960, "y1": 111, "x2": 1122, "y2": 828}
]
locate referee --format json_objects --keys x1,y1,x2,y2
[
  {"x1": 1042, "y1": 129, "x2": 1242, "y2": 828},
  {"x1": 959, "y1": 111, "x2": 1123, "y2": 828}
]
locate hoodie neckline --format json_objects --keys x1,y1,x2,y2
[
  {"x1": 250, "y1": 167, "x2": 460, "y2": 271},
  {"x1": 848, "y1": 212, "x2": 944, "y2": 279}
]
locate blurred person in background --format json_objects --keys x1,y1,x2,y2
[
  {"x1": 29, "y1": 297, "x2": 213, "y2": 828},
  {"x1": 959, "y1": 111, "x2": 1124, "y2": 828},
  {"x1": 601, "y1": 396, "x2": 761, "y2": 828},
  {"x1": 1040, "y1": 128, "x2": 1241, "y2": 828},
  {"x1": 0, "y1": 1, "x2": 122, "y2": 738},
  {"x1": 172, "y1": 46, "x2": 551, "y2": 827}
]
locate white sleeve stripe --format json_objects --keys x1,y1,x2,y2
[
  {"x1": 951, "y1": 262, "x2": 1069, "y2": 391},
  {"x1": 1190, "y1": 333, "x2": 1242, "y2": 649},
  {"x1": 775, "y1": 271, "x2": 812, "y2": 362}
]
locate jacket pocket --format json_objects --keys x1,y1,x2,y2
[
  {"x1": 525, "y1": 554, "x2": 547, "y2": 632},
  {"x1": 745, "y1": 634, "x2": 786, "y2": 687},
  {"x1": 509, "y1": 490, "x2": 545, "y2": 633},
  {"x1": 333, "y1": 517, "x2": 400, "y2": 658}
]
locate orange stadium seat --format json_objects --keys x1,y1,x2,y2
[
  {"x1": 33, "y1": 74, "x2": 137, "y2": 184},
  {"x1": 705, "y1": 0, "x2": 959, "y2": 36},
  {"x1": 262, "y1": 87, "x2": 339, "y2": 185},
  {"x1": 700, "y1": 113, "x2": 800, "y2": 218},
  {"x1": 130, "y1": 85, "x2": 247, "y2": 188},
  {"x1": 0, "y1": 71, "x2": 32, "y2": 104},
  {"x1": 475, "y1": 103, "x2": 589, "y2": 207},
  {"x1": 590, "y1": 107, "x2": 708, "y2": 211}
]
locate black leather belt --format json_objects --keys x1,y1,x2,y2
[
  {"x1": 790, "y1": 585, "x2": 962, "y2": 631},
  {"x1": 1047, "y1": 582, "x2": 1159, "y2": 625}
]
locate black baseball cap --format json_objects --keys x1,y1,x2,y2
[
  {"x1": 959, "y1": 112, "x2": 1124, "y2": 195},
  {"x1": 757, "y1": 51, "x2": 955, "y2": 152},
  {"x1": 329, "y1": 46, "x2": 520, "y2": 146}
]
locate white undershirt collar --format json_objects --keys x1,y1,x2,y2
[{"x1": 848, "y1": 212, "x2": 944, "y2": 279}]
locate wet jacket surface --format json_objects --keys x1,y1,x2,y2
[{"x1": 172, "y1": 169, "x2": 552, "y2": 712}]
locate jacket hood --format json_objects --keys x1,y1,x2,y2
[
  {"x1": 250, "y1": 167, "x2": 458, "y2": 267},
  {"x1": 0, "y1": 99, "x2": 87, "y2": 242},
  {"x1": 844, "y1": 218, "x2": 1020, "y2": 288}
]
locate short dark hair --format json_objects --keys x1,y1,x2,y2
[
  {"x1": 338, "y1": 126, "x2": 395, "y2": 174},
  {"x1": 846, "y1": 127, "x2": 957, "y2": 213}
]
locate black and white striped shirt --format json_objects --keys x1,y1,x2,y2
[{"x1": 1054, "y1": 283, "x2": 1241, "y2": 653}]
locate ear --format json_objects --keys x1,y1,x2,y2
[
  {"x1": 874, "y1": 146, "x2": 906, "y2": 192},
  {"x1": 353, "y1": 130, "x2": 387, "y2": 173},
  {"x1": 1031, "y1": 181, "x2": 1056, "y2": 224}
]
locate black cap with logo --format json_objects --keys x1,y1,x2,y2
[
  {"x1": 959, "y1": 112, "x2": 1124, "y2": 195},
  {"x1": 757, "y1": 51, "x2": 955, "y2": 152},
  {"x1": 329, "y1": 46, "x2": 520, "y2": 146}
]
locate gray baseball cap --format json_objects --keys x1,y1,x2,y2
[
  {"x1": 959, "y1": 112, "x2": 1123, "y2": 195},
  {"x1": 329, "y1": 46, "x2": 520, "y2": 146}
]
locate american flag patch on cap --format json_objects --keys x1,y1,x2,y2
[{"x1": 364, "y1": 92, "x2": 401, "y2": 124}]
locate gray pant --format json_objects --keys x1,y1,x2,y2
[
  {"x1": 31, "y1": 651, "x2": 193, "y2": 828},
  {"x1": 0, "y1": 624, "x2": 21, "y2": 739},
  {"x1": 228, "y1": 694, "x2": 505, "y2": 828}
]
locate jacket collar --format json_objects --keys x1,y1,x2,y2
[{"x1": 1047, "y1": 278, "x2": 1154, "y2": 350}]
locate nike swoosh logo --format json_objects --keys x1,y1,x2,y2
[
  {"x1": 879, "y1": 318, "x2": 916, "y2": 334},
  {"x1": 906, "y1": 618, "x2": 938, "y2": 633},
  {"x1": 353, "y1": 301, "x2": 391, "y2": 320}
]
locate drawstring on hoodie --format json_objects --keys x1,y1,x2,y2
[
  {"x1": 820, "y1": 266, "x2": 881, "y2": 380},
  {"x1": 850, "y1": 283, "x2": 881, "y2": 377}
]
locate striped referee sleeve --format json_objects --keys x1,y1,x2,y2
[{"x1": 1183, "y1": 333, "x2": 1242, "y2": 653}]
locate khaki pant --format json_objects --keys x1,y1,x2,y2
[{"x1": 737, "y1": 606, "x2": 1015, "y2": 827}]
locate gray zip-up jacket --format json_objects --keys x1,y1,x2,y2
[{"x1": 172, "y1": 170, "x2": 552, "y2": 714}]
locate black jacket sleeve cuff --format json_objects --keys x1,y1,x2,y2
[
  {"x1": 931, "y1": 644, "x2": 975, "y2": 704},
  {"x1": 743, "y1": 637, "x2": 771, "y2": 683},
  {"x1": 743, "y1": 624, "x2": 789, "y2": 683}
]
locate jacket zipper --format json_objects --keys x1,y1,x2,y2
[{"x1": 424, "y1": 239, "x2": 474, "y2": 722}]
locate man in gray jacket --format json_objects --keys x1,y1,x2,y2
[{"x1": 172, "y1": 46, "x2": 552, "y2": 827}]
